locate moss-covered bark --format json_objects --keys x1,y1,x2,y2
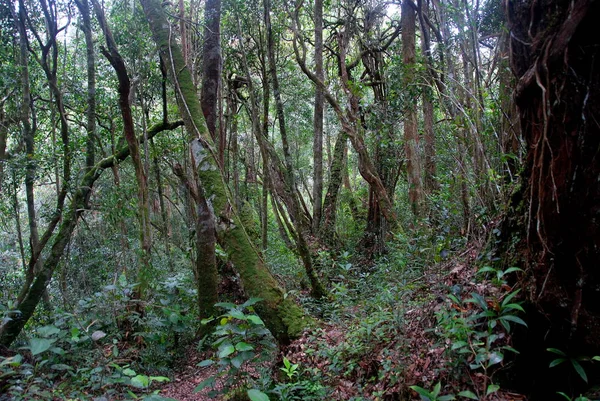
[{"x1": 140, "y1": 0, "x2": 310, "y2": 343}]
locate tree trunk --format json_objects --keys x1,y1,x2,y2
[
  {"x1": 312, "y1": 0, "x2": 324, "y2": 233},
  {"x1": 506, "y1": 0, "x2": 600, "y2": 396},
  {"x1": 402, "y1": 0, "x2": 424, "y2": 217},
  {"x1": 141, "y1": 0, "x2": 310, "y2": 343},
  {"x1": 264, "y1": 0, "x2": 325, "y2": 299},
  {"x1": 92, "y1": 0, "x2": 152, "y2": 297},
  {"x1": 319, "y1": 131, "x2": 346, "y2": 248},
  {"x1": 200, "y1": 0, "x2": 222, "y2": 150}
]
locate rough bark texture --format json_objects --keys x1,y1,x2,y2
[
  {"x1": 506, "y1": 0, "x2": 600, "y2": 396},
  {"x1": 200, "y1": 0, "x2": 222, "y2": 147},
  {"x1": 141, "y1": 0, "x2": 310, "y2": 343},
  {"x1": 312, "y1": 0, "x2": 324, "y2": 233},
  {"x1": 319, "y1": 131, "x2": 346, "y2": 247},
  {"x1": 401, "y1": 0, "x2": 424, "y2": 217}
]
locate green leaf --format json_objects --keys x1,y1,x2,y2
[
  {"x1": 247, "y1": 389, "x2": 270, "y2": 401},
  {"x1": 218, "y1": 344, "x2": 235, "y2": 358},
  {"x1": 451, "y1": 341, "x2": 468, "y2": 350},
  {"x1": 231, "y1": 355, "x2": 244, "y2": 369},
  {"x1": 194, "y1": 376, "x2": 215, "y2": 392},
  {"x1": 501, "y1": 290, "x2": 521, "y2": 306},
  {"x1": 549, "y1": 358, "x2": 566, "y2": 368},
  {"x1": 149, "y1": 376, "x2": 170, "y2": 383},
  {"x1": 142, "y1": 395, "x2": 178, "y2": 401},
  {"x1": 247, "y1": 315, "x2": 265, "y2": 326},
  {"x1": 571, "y1": 359, "x2": 588, "y2": 383},
  {"x1": 227, "y1": 309, "x2": 247, "y2": 320},
  {"x1": 169, "y1": 312, "x2": 180, "y2": 324},
  {"x1": 501, "y1": 303, "x2": 525, "y2": 313},
  {"x1": 488, "y1": 352, "x2": 504, "y2": 366},
  {"x1": 50, "y1": 364, "x2": 72, "y2": 371},
  {"x1": 592, "y1": 356, "x2": 600, "y2": 362},
  {"x1": 131, "y1": 374, "x2": 150, "y2": 388},
  {"x1": 37, "y1": 325, "x2": 60, "y2": 337},
  {"x1": 547, "y1": 348, "x2": 567, "y2": 356},
  {"x1": 498, "y1": 315, "x2": 527, "y2": 327},
  {"x1": 433, "y1": 382, "x2": 441, "y2": 397},
  {"x1": 235, "y1": 342, "x2": 254, "y2": 352},
  {"x1": 503, "y1": 267, "x2": 523, "y2": 275},
  {"x1": 457, "y1": 390, "x2": 479, "y2": 399},
  {"x1": 197, "y1": 359, "x2": 214, "y2": 367},
  {"x1": 438, "y1": 396, "x2": 456, "y2": 401},
  {"x1": 410, "y1": 385, "x2": 433, "y2": 399},
  {"x1": 241, "y1": 298, "x2": 263, "y2": 308},
  {"x1": 123, "y1": 368, "x2": 137, "y2": 376},
  {"x1": 486, "y1": 384, "x2": 500, "y2": 395},
  {"x1": 557, "y1": 392, "x2": 572, "y2": 401},
  {"x1": 215, "y1": 302, "x2": 237, "y2": 310},
  {"x1": 28, "y1": 338, "x2": 53, "y2": 356},
  {"x1": 477, "y1": 266, "x2": 496, "y2": 275}
]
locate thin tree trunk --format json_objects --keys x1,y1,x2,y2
[
  {"x1": 402, "y1": 0, "x2": 424, "y2": 217},
  {"x1": 264, "y1": 0, "x2": 325, "y2": 299},
  {"x1": 92, "y1": 0, "x2": 152, "y2": 299},
  {"x1": 419, "y1": 0, "x2": 438, "y2": 193},
  {"x1": 75, "y1": 0, "x2": 96, "y2": 172},
  {"x1": 200, "y1": 0, "x2": 222, "y2": 149},
  {"x1": 141, "y1": 0, "x2": 310, "y2": 343},
  {"x1": 312, "y1": 0, "x2": 324, "y2": 233},
  {"x1": 319, "y1": 131, "x2": 346, "y2": 247}
]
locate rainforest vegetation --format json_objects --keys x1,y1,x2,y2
[{"x1": 0, "y1": 0, "x2": 599, "y2": 400}]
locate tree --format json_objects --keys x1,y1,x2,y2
[
  {"x1": 402, "y1": 0, "x2": 424, "y2": 217},
  {"x1": 507, "y1": 0, "x2": 600, "y2": 395},
  {"x1": 141, "y1": 0, "x2": 310, "y2": 343}
]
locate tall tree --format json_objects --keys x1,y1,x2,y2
[
  {"x1": 402, "y1": 0, "x2": 424, "y2": 216},
  {"x1": 200, "y1": 0, "x2": 222, "y2": 160},
  {"x1": 264, "y1": 0, "x2": 325, "y2": 299},
  {"x1": 507, "y1": 0, "x2": 600, "y2": 395},
  {"x1": 91, "y1": 0, "x2": 153, "y2": 297},
  {"x1": 141, "y1": 0, "x2": 310, "y2": 343},
  {"x1": 312, "y1": 0, "x2": 324, "y2": 233}
]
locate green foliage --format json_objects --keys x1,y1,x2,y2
[
  {"x1": 195, "y1": 298, "x2": 276, "y2": 397},
  {"x1": 431, "y1": 266, "x2": 526, "y2": 398},
  {"x1": 546, "y1": 348, "x2": 600, "y2": 384},
  {"x1": 410, "y1": 382, "x2": 456, "y2": 401}
]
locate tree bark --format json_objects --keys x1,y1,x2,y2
[
  {"x1": 319, "y1": 131, "x2": 346, "y2": 248},
  {"x1": 506, "y1": 0, "x2": 600, "y2": 395},
  {"x1": 200, "y1": 0, "x2": 222, "y2": 151},
  {"x1": 312, "y1": 0, "x2": 324, "y2": 233},
  {"x1": 141, "y1": 0, "x2": 310, "y2": 343},
  {"x1": 402, "y1": 0, "x2": 424, "y2": 217}
]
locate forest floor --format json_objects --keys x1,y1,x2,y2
[{"x1": 156, "y1": 239, "x2": 528, "y2": 401}]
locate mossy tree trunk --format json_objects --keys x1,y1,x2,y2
[
  {"x1": 319, "y1": 131, "x2": 346, "y2": 248},
  {"x1": 140, "y1": 0, "x2": 310, "y2": 344}
]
